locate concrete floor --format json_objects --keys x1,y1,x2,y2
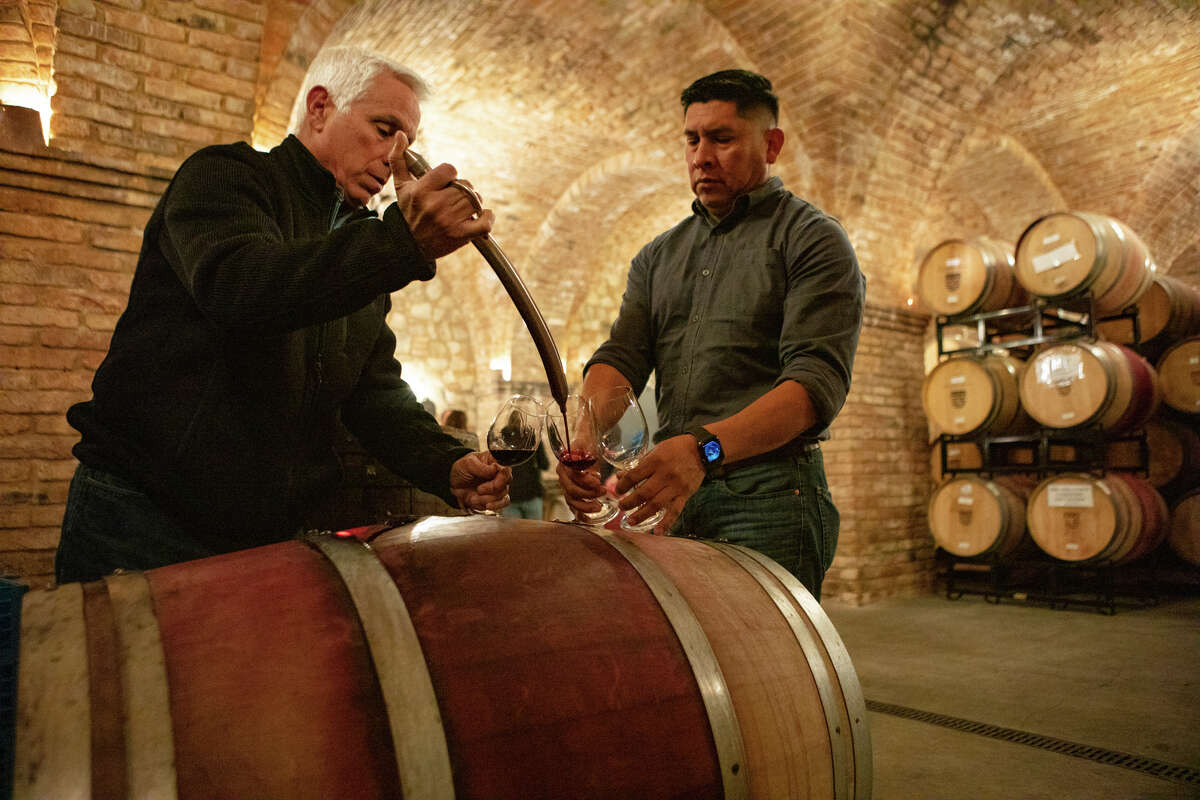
[{"x1": 822, "y1": 591, "x2": 1200, "y2": 800}]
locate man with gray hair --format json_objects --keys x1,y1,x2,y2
[{"x1": 57, "y1": 46, "x2": 509, "y2": 583}]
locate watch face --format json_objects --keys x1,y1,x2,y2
[{"x1": 701, "y1": 439, "x2": 723, "y2": 463}]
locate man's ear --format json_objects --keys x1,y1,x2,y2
[
  {"x1": 765, "y1": 127, "x2": 785, "y2": 164},
  {"x1": 306, "y1": 85, "x2": 333, "y2": 130}
]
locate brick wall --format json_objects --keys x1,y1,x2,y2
[
  {"x1": 1, "y1": 0, "x2": 1199, "y2": 602},
  {"x1": 0, "y1": 142, "x2": 168, "y2": 587}
]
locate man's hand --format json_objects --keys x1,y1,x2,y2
[
  {"x1": 614, "y1": 434, "x2": 705, "y2": 533},
  {"x1": 555, "y1": 462, "x2": 608, "y2": 519},
  {"x1": 450, "y1": 452, "x2": 511, "y2": 513},
  {"x1": 389, "y1": 134, "x2": 494, "y2": 260}
]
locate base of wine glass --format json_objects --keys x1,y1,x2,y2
[
  {"x1": 620, "y1": 507, "x2": 665, "y2": 532},
  {"x1": 577, "y1": 496, "x2": 620, "y2": 525}
]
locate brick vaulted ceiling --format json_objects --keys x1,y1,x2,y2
[
  {"x1": 13, "y1": 0, "x2": 1198, "y2": 393},
  {"x1": 244, "y1": 0, "x2": 1200, "y2": 389}
]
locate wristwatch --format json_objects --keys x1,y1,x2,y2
[{"x1": 687, "y1": 426, "x2": 725, "y2": 476}]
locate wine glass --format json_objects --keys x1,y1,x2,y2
[
  {"x1": 473, "y1": 395, "x2": 544, "y2": 516},
  {"x1": 487, "y1": 395, "x2": 545, "y2": 468},
  {"x1": 593, "y1": 386, "x2": 665, "y2": 532},
  {"x1": 546, "y1": 394, "x2": 620, "y2": 524}
]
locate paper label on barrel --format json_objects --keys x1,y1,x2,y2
[
  {"x1": 958, "y1": 541, "x2": 970, "y2": 549},
  {"x1": 1032, "y1": 241, "x2": 1081, "y2": 274},
  {"x1": 1190, "y1": 356, "x2": 1199, "y2": 365},
  {"x1": 945, "y1": 257, "x2": 961, "y2": 267},
  {"x1": 957, "y1": 496, "x2": 974, "y2": 506},
  {"x1": 1065, "y1": 542, "x2": 1080, "y2": 550},
  {"x1": 950, "y1": 375, "x2": 966, "y2": 384},
  {"x1": 1048, "y1": 484, "x2": 1094, "y2": 507},
  {"x1": 1042, "y1": 233, "x2": 1061, "y2": 245},
  {"x1": 946, "y1": 294, "x2": 959, "y2": 303},
  {"x1": 1037, "y1": 352, "x2": 1081, "y2": 385}
]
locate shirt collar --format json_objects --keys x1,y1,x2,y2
[{"x1": 692, "y1": 175, "x2": 784, "y2": 229}]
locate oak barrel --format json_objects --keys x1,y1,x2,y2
[
  {"x1": 923, "y1": 353, "x2": 1029, "y2": 437},
  {"x1": 1096, "y1": 274, "x2": 1200, "y2": 357},
  {"x1": 1019, "y1": 340, "x2": 1160, "y2": 434},
  {"x1": 1014, "y1": 212, "x2": 1156, "y2": 314},
  {"x1": 14, "y1": 516, "x2": 871, "y2": 800},
  {"x1": 1168, "y1": 489, "x2": 1200, "y2": 566},
  {"x1": 1026, "y1": 473, "x2": 1166, "y2": 564},
  {"x1": 928, "y1": 476, "x2": 1030, "y2": 559},
  {"x1": 1156, "y1": 336, "x2": 1200, "y2": 415},
  {"x1": 916, "y1": 238, "x2": 1027, "y2": 317}
]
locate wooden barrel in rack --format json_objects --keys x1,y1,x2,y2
[
  {"x1": 1026, "y1": 472, "x2": 1167, "y2": 564},
  {"x1": 1096, "y1": 274, "x2": 1200, "y2": 357},
  {"x1": 1168, "y1": 489, "x2": 1200, "y2": 566},
  {"x1": 1013, "y1": 212, "x2": 1156, "y2": 314},
  {"x1": 1156, "y1": 336, "x2": 1200, "y2": 415},
  {"x1": 923, "y1": 353, "x2": 1029, "y2": 437},
  {"x1": 14, "y1": 516, "x2": 872, "y2": 800},
  {"x1": 1105, "y1": 416, "x2": 1200, "y2": 497},
  {"x1": 916, "y1": 238, "x2": 1027, "y2": 317},
  {"x1": 1019, "y1": 340, "x2": 1160, "y2": 434},
  {"x1": 928, "y1": 476, "x2": 1030, "y2": 559}
]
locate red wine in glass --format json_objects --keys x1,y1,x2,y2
[
  {"x1": 558, "y1": 449, "x2": 596, "y2": 471},
  {"x1": 491, "y1": 447, "x2": 538, "y2": 467}
]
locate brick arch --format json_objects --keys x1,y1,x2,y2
[
  {"x1": 1129, "y1": 113, "x2": 1200, "y2": 271},
  {"x1": 0, "y1": 0, "x2": 53, "y2": 110},
  {"x1": 908, "y1": 127, "x2": 1066, "y2": 290},
  {"x1": 847, "y1": 3, "x2": 1200, "y2": 308},
  {"x1": 251, "y1": 0, "x2": 359, "y2": 148},
  {"x1": 508, "y1": 150, "x2": 686, "y2": 386}
]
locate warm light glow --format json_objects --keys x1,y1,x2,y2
[
  {"x1": 0, "y1": 85, "x2": 51, "y2": 144},
  {"x1": 400, "y1": 363, "x2": 438, "y2": 406},
  {"x1": 906, "y1": 296, "x2": 915, "y2": 307},
  {"x1": 489, "y1": 353, "x2": 512, "y2": 382}
]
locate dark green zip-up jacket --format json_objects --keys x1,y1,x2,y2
[{"x1": 68, "y1": 135, "x2": 471, "y2": 553}]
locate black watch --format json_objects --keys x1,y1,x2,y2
[{"x1": 688, "y1": 426, "x2": 725, "y2": 476}]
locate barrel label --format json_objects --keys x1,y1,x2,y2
[
  {"x1": 1037, "y1": 352, "x2": 1081, "y2": 386},
  {"x1": 1033, "y1": 241, "x2": 1080, "y2": 274},
  {"x1": 957, "y1": 496, "x2": 974, "y2": 506},
  {"x1": 1048, "y1": 484, "x2": 1094, "y2": 508},
  {"x1": 945, "y1": 257, "x2": 961, "y2": 267},
  {"x1": 1042, "y1": 233, "x2": 1061, "y2": 245}
]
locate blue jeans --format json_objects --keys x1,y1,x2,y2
[
  {"x1": 670, "y1": 447, "x2": 838, "y2": 600},
  {"x1": 503, "y1": 497, "x2": 544, "y2": 520},
  {"x1": 56, "y1": 464, "x2": 213, "y2": 585}
]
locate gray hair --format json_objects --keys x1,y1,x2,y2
[{"x1": 288, "y1": 45, "x2": 429, "y2": 134}]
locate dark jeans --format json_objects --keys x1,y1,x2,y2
[
  {"x1": 56, "y1": 464, "x2": 213, "y2": 584},
  {"x1": 670, "y1": 447, "x2": 838, "y2": 600}
]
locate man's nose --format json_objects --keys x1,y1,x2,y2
[{"x1": 691, "y1": 141, "x2": 714, "y2": 167}]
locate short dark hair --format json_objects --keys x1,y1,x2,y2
[{"x1": 680, "y1": 69, "x2": 779, "y2": 123}]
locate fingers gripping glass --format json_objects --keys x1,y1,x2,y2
[
  {"x1": 546, "y1": 395, "x2": 620, "y2": 524},
  {"x1": 594, "y1": 386, "x2": 665, "y2": 532},
  {"x1": 477, "y1": 395, "x2": 545, "y2": 515}
]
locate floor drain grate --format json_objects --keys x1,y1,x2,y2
[{"x1": 865, "y1": 699, "x2": 1200, "y2": 786}]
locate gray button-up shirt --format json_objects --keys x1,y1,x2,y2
[{"x1": 587, "y1": 176, "x2": 865, "y2": 444}]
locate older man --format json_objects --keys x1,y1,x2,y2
[{"x1": 57, "y1": 46, "x2": 509, "y2": 583}]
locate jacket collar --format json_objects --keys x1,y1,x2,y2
[{"x1": 274, "y1": 134, "x2": 340, "y2": 207}]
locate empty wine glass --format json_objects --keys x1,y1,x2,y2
[
  {"x1": 546, "y1": 394, "x2": 620, "y2": 525},
  {"x1": 593, "y1": 386, "x2": 665, "y2": 532}
]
